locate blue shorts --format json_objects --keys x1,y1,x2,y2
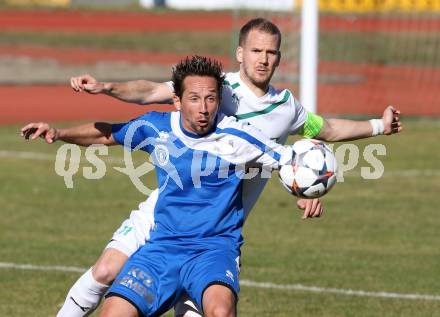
[{"x1": 106, "y1": 242, "x2": 240, "y2": 317}]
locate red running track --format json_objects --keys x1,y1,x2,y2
[
  {"x1": 0, "y1": 85, "x2": 173, "y2": 125},
  {"x1": 1, "y1": 9, "x2": 439, "y2": 123},
  {"x1": 1, "y1": 10, "x2": 440, "y2": 33}
]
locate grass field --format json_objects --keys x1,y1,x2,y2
[{"x1": 1, "y1": 118, "x2": 439, "y2": 316}]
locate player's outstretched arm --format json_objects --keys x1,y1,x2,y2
[
  {"x1": 70, "y1": 74, "x2": 174, "y2": 105},
  {"x1": 316, "y1": 105, "x2": 403, "y2": 142},
  {"x1": 20, "y1": 122, "x2": 117, "y2": 146}
]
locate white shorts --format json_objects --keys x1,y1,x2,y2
[{"x1": 105, "y1": 189, "x2": 159, "y2": 257}]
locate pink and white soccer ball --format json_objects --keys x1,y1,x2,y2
[{"x1": 278, "y1": 139, "x2": 338, "y2": 198}]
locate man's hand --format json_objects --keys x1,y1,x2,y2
[
  {"x1": 20, "y1": 122, "x2": 59, "y2": 144},
  {"x1": 70, "y1": 74, "x2": 109, "y2": 94},
  {"x1": 382, "y1": 105, "x2": 402, "y2": 135},
  {"x1": 296, "y1": 198, "x2": 323, "y2": 219}
]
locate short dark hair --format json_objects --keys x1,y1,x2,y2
[
  {"x1": 172, "y1": 55, "x2": 225, "y2": 99},
  {"x1": 238, "y1": 18, "x2": 281, "y2": 49}
]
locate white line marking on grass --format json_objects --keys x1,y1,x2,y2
[
  {"x1": 0, "y1": 262, "x2": 85, "y2": 273},
  {"x1": 1, "y1": 262, "x2": 440, "y2": 301},
  {"x1": 0, "y1": 150, "x2": 131, "y2": 164},
  {"x1": 343, "y1": 170, "x2": 440, "y2": 177},
  {"x1": 4, "y1": 150, "x2": 440, "y2": 177},
  {"x1": 0, "y1": 150, "x2": 54, "y2": 161},
  {"x1": 2, "y1": 150, "x2": 440, "y2": 177},
  {"x1": 240, "y1": 280, "x2": 440, "y2": 301}
]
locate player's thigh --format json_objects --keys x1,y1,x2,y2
[
  {"x1": 182, "y1": 249, "x2": 240, "y2": 312},
  {"x1": 99, "y1": 295, "x2": 138, "y2": 317}
]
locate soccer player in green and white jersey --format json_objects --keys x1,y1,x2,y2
[{"x1": 60, "y1": 18, "x2": 402, "y2": 317}]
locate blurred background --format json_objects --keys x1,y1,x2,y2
[
  {"x1": 1, "y1": 1, "x2": 440, "y2": 316},
  {"x1": 1, "y1": 0, "x2": 439, "y2": 125}
]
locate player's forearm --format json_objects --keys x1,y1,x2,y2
[
  {"x1": 105, "y1": 80, "x2": 173, "y2": 105},
  {"x1": 316, "y1": 118, "x2": 375, "y2": 142},
  {"x1": 57, "y1": 122, "x2": 115, "y2": 146}
]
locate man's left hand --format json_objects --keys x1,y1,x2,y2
[
  {"x1": 297, "y1": 198, "x2": 323, "y2": 219},
  {"x1": 383, "y1": 105, "x2": 403, "y2": 135}
]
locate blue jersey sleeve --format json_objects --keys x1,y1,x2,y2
[{"x1": 112, "y1": 112, "x2": 169, "y2": 153}]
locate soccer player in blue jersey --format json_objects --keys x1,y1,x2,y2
[
  {"x1": 22, "y1": 55, "x2": 298, "y2": 317},
  {"x1": 63, "y1": 18, "x2": 401, "y2": 317}
]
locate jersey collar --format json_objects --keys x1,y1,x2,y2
[{"x1": 178, "y1": 113, "x2": 218, "y2": 139}]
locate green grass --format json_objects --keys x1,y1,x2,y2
[{"x1": 1, "y1": 119, "x2": 440, "y2": 316}]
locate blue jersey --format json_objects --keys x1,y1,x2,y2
[{"x1": 112, "y1": 111, "x2": 291, "y2": 250}]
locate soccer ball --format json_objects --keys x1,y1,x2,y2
[{"x1": 278, "y1": 139, "x2": 338, "y2": 198}]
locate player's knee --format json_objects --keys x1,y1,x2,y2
[
  {"x1": 204, "y1": 303, "x2": 235, "y2": 317},
  {"x1": 92, "y1": 262, "x2": 119, "y2": 285},
  {"x1": 98, "y1": 301, "x2": 114, "y2": 317},
  {"x1": 99, "y1": 304, "x2": 121, "y2": 317},
  {"x1": 92, "y1": 249, "x2": 128, "y2": 285},
  {"x1": 99, "y1": 296, "x2": 138, "y2": 317},
  {"x1": 99, "y1": 310, "x2": 112, "y2": 317}
]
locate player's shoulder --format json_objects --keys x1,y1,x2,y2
[
  {"x1": 215, "y1": 114, "x2": 275, "y2": 152},
  {"x1": 223, "y1": 72, "x2": 240, "y2": 88},
  {"x1": 131, "y1": 111, "x2": 173, "y2": 132},
  {"x1": 267, "y1": 85, "x2": 295, "y2": 103},
  {"x1": 217, "y1": 113, "x2": 261, "y2": 135},
  {"x1": 138, "y1": 111, "x2": 171, "y2": 122},
  {"x1": 217, "y1": 112, "x2": 242, "y2": 127}
]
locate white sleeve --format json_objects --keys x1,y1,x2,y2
[
  {"x1": 224, "y1": 119, "x2": 292, "y2": 171},
  {"x1": 288, "y1": 95, "x2": 308, "y2": 135}
]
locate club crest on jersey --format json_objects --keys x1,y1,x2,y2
[
  {"x1": 158, "y1": 131, "x2": 170, "y2": 141},
  {"x1": 154, "y1": 144, "x2": 170, "y2": 166}
]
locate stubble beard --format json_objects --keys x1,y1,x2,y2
[{"x1": 243, "y1": 64, "x2": 272, "y2": 92}]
